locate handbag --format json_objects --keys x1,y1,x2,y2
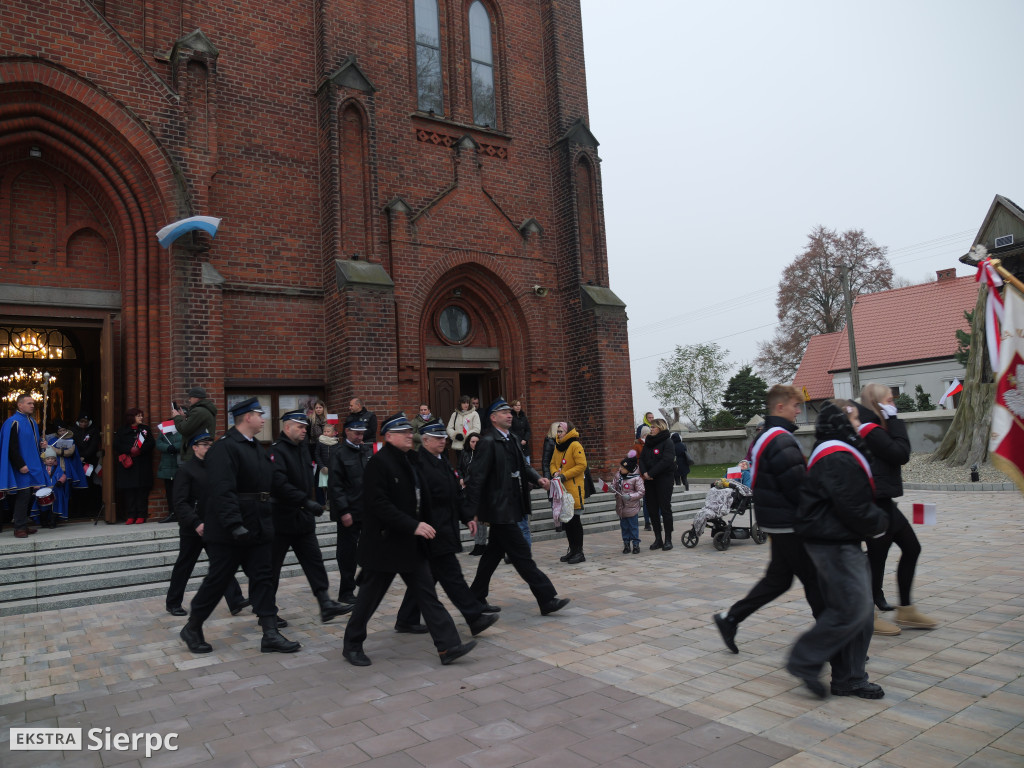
[{"x1": 550, "y1": 477, "x2": 575, "y2": 523}]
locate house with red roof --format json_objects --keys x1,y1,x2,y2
[{"x1": 792, "y1": 269, "x2": 977, "y2": 409}]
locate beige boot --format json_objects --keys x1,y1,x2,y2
[
  {"x1": 895, "y1": 604, "x2": 937, "y2": 629},
  {"x1": 874, "y1": 610, "x2": 901, "y2": 636}
]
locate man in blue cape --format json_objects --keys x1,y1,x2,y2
[{"x1": 1, "y1": 393, "x2": 48, "y2": 538}]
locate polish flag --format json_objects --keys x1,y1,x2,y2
[
  {"x1": 134, "y1": 432, "x2": 146, "y2": 450},
  {"x1": 990, "y1": 284, "x2": 1024, "y2": 494},
  {"x1": 911, "y1": 502, "x2": 936, "y2": 525},
  {"x1": 159, "y1": 420, "x2": 177, "y2": 434},
  {"x1": 326, "y1": 413, "x2": 340, "y2": 425},
  {"x1": 939, "y1": 379, "x2": 962, "y2": 407},
  {"x1": 83, "y1": 463, "x2": 94, "y2": 477},
  {"x1": 726, "y1": 465, "x2": 742, "y2": 479}
]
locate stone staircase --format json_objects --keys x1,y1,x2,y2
[{"x1": 0, "y1": 485, "x2": 711, "y2": 617}]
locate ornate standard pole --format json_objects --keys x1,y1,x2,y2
[{"x1": 41, "y1": 371, "x2": 51, "y2": 443}]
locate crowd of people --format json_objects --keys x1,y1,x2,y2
[{"x1": 3, "y1": 380, "x2": 936, "y2": 693}]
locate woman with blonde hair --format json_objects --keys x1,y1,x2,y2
[
  {"x1": 854, "y1": 383, "x2": 936, "y2": 634},
  {"x1": 550, "y1": 420, "x2": 588, "y2": 564}
]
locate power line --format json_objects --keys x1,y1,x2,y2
[{"x1": 630, "y1": 321, "x2": 779, "y2": 363}]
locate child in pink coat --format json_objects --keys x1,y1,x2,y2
[{"x1": 613, "y1": 451, "x2": 645, "y2": 554}]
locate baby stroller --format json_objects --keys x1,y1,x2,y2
[{"x1": 681, "y1": 479, "x2": 766, "y2": 550}]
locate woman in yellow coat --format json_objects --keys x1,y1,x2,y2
[{"x1": 550, "y1": 421, "x2": 588, "y2": 564}]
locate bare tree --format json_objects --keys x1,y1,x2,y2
[{"x1": 755, "y1": 226, "x2": 893, "y2": 382}]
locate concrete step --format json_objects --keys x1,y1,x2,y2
[{"x1": 0, "y1": 488, "x2": 711, "y2": 616}]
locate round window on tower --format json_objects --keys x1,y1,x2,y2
[{"x1": 438, "y1": 306, "x2": 471, "y2": 344}]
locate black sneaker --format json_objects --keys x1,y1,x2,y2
[
  {"x1": 713, "y1": 613, "x2": 739, "y2": 653},
  {"x1": 831, "y1": 682, "x2": 884, "y2": 699}
]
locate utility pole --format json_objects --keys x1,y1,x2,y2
[{"x1": 841, "y1": 265, "x2": 860, "y2": 397}]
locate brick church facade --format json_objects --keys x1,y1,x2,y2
[{"x1": 0, "y1": 0, "x2": 632, "y2": 519}]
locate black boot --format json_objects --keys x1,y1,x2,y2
[
  {"x1": 259, "y1": 616, "x2": 300, "y2": 653},
  {"x1": 662, "y1": 533, "x2": 674, "y2": 551},
  {"x1": 180, "y1": 620, "x2": 212, "y2": 653},
  {"x1": 316, "y1": 591, "x2": 354, "y2": 623},
  {"x1": 649, "y1": 537, "x2": 664, "y2": 550}
]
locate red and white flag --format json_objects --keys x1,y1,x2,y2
[
  {"x1": 83, "y1": 463, "x2": 94, "y2": 477},
  {"x1": 977, "y1": 256, "x2": 1005, "y2": 374},
  {"x1": 911, "y1": 502, "x2": 936, "y2": 525},
  {"x1": 990, "y1": 284, "x2": 1024, "y2": 494},
  {"x1": 159, "y1": 420, "x2": 177, "y2": 434},
  {"x1": 726, "y1": 465, "x2": 742, "y2": 479},
  {"x1": 326, "y1": 413, "x2": 339, "y2": 425},
  {"x1": 134, "y1": 432, "x2": 146, "y2": 450},
  {"x1": 939, "y1": 378, "x2": 962, "y2": 406}
]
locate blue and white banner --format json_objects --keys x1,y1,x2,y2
[{"x1": 155, "y1": 216, "x2": 221, "y2": 248}]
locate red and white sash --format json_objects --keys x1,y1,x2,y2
[
  {"x1": 748, "y1": 427, "x2": 801, "y2": 488},
  {"x1": 857, "y1": 422, "x2": 881, "y2": 438},
  {"x1": 808, "y1": 440, "x2": 875, "y2": 495}
]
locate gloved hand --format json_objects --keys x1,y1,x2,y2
[
  {"x1": 231, "y1": 525, "x2": 255, "y2": 543},
  {"x1": 304, "y1": 499, "x2": 324, "y2": 516},
  {"x1": 118, "y1": 454, "x2": 133, "y2": 469},
  {"x1": 166, "y1": 445, "x2": 179, "y2": 455}
]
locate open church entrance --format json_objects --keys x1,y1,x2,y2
[{"x1": 1, "y1": 318, "x2": 111, "y2": 522}]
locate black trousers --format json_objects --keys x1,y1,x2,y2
[
  {"x1": 397, "y1": 552, "x2": 486, "y2": 625},
  {"x1": 343, "y1": 562, "x2": 461, "y2": 653},
  {"x1": 163, "y1": 479, "x2": 175, "y2": 515},
  {"x1": 189, "y1": 540, "x2": 277, "y2": 623},
  {"x1": 644, "y1": 476, "x2": 674, "y2": 537},
  {"x1": 271, "y1": 530, "x2": 331, "y2": 598},
  {"x1": 728, "y1": 532, "x2": 824, "y2": 623},
  {"x1": 470, "y1": 522, "x2": 557, "y2": 606},
  {"x1": 865, "y1": 500, "x2": 921, "y2": 606},
  {"x1": 120, "y1": 487, "x2": 150, "y2": 520},
  {"x1": 166, "y1": 533, "x2": 245, "y2": 610},
  {"x1": 563, "y1": 514, "x2": 584, "y2": 553},
  {"x1": 12, "y1": 488, "x2": 32, "y2": 530},
  {"x1": 335, "y1": 519, "x2": 361, "y2": 599}
]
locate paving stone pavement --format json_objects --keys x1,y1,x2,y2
[{"x1": 1, "y1": 490, "x2": 1022, "y2": 768}]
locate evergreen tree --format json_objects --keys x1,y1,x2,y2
[
  {"x1": 914, "y1": 384, "x2": 936, "y2": 411},
  {"x1": 722, "y1": 365, "x2": 769, "y2": 422}
]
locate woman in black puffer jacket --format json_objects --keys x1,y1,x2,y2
[
  {"x1": 856, "y1": 384, "x2": 937, "y2": 633},
  {"x1": 639, "y1": 419, "x2": 676, "y2": 550}
]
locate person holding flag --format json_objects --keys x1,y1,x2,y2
[{"x1": 113, "y1": 408, "x2": 155, "y2": 524}]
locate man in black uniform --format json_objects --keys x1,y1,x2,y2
[
  {"x1": 327, "y1": 417, "x2": 371, "y2": 604},
  {"x1": 467, "y1": 399, "x2": 569, "y2": 616},
  {"x1": 268, "y1": 410, "x2": 351, "y2": 624},
  {"x1": 165, "y1": 431, "x2": 248, "y2": 616},
  {"x1": 394, "y1": 420, "x2": 499, "y2": 636},
  {"x1": 180, "y1": 398, "x2": 299, "y2": 654},
  {"x1": 342, "y1": 413, "x2": 476, "y2": 667}
]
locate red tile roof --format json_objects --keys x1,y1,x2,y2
[
  {"x1": 828, "y1": 275, "x2": 978, "y2": 371},
  {"x1": 792, "y1": 332, "x2": 843, "y2": 399}
]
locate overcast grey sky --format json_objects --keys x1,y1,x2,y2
[{"x1": 580, "y1": 0, "x2": 1024, "y2": 420}]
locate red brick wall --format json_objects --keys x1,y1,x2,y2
[{"x1": 0, "y1": 0, "x2": 634, "y2": 475}]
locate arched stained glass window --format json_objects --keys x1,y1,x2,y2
[
  {"x1": 469, "y1": 2, "x2": 495, "y2": 127},
  {"x1": 415, "y1": 0, "x2": 444, "y2": 113}
]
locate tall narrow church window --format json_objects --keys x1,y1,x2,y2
[
  {"x1": 469, "y1": 2, "x2": 496, "y2": 127},
  {"x1": 415, "y1": 0, "x2": 444, "y2": 113}
]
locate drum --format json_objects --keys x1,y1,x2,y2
[{"x1": 35, "y1": 487, "x2": 55, "y2": 507}]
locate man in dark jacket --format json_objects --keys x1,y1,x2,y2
[
  {"x1": 328, "y1": 417, "x2": 371, "y2": 603},
  {"x1": 787, "y1": 401, "x2": 888, "y2": 699},
  {"x1": 466, "y1": 399, "x2": 569, "y2": 616},
  {"x1": 71, "y1": 410, "x2": 102, "y2": 516},
  {"x1": 342, "y1": 414, "x2": 476, "y2": 667},
  {"x1": 172, "y1": 386, "x2": 218, "y2": 459},
  {"x1": 165, "y1": 431, "x2": 247, "y2": 616},
  {"x1": 180, "y1": 398, "x2": 299, "y2": 655},
  {"x1": 348, "y1": 398, "x2": 378, "y2": 444},
  {"x1": 268, "y1": 411, "x2": 351, "y2": 624},
  {"x1": 394, "y1": 421, "x2": 499, "y2": 636},
  {"x1": 714, "y1": 385, "x2": 823, "y2": 654}
]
